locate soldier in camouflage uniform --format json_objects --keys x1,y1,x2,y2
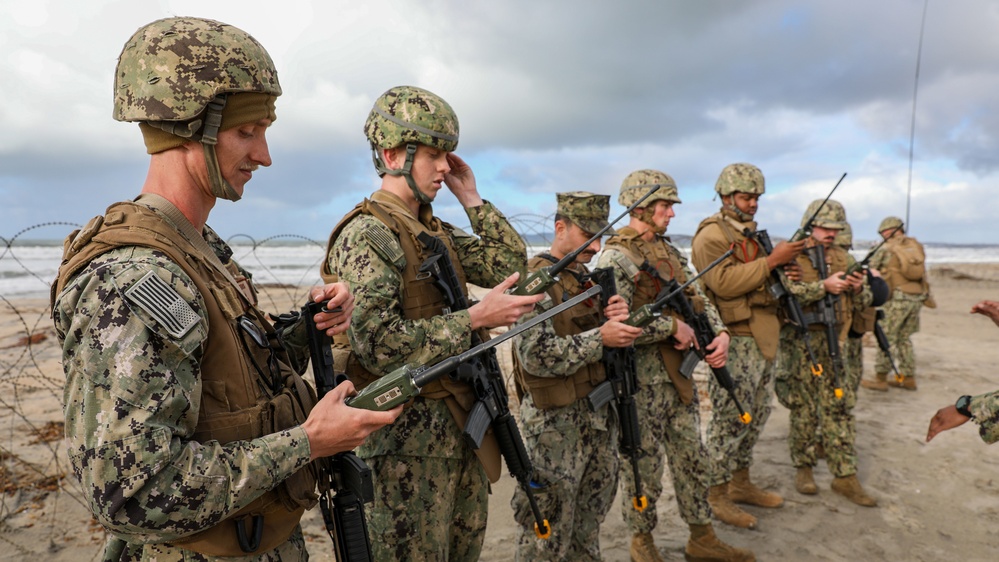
[
  {"x1": 597, "y1": 170, "x2": 754, "y2": 562},
  {"x1": 864, "y1": 217, "x2": 934, "y2": 391},
  {"x1": 324, "y1": 85, "x2": 544, "y2": 561},
  {"x1": 51, "y1": 17, "x2": 401, "y2": 561},
  {"x1": 774, "y1": 199, "x2": 877, "y2": 507},
  {"x1": 510, "y1": 192, "x2": 642, "y2": 561},
  {"x1": 690, "y1": 163, "x2": 804, "y2": 530}
]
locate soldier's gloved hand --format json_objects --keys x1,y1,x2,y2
[{"x1": 469, "y1": 271, "x2": 545, "y2": 329}]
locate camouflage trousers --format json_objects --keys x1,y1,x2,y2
[
  {"x1": 512, "y1": 396, "x2": 619, "y2": 562},
  {"x1": 105, "y1": 526, "x2": 309, "y2": 562},
  {"x1": 364, "y1": 448, "x2": 488, "y2": 562},
  {"x1": 706, "y1": 335, "x2": 776, "y2": 487},
  {"x1": 876, "y1": 293, "x2": 923, "y2": 378},
  {"x1": 775, "y1": 326, "x2": 859, "y2": 477},
  {"x1": 620, "y1": 379, "x2": 711, "y2": 532},
  {"x1": 843, "y1": 336, "x2": 863, "y2": 392}
]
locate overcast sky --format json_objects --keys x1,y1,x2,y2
[{"x1": 2, "y1": 0, "x2": 996, "y2": 245}]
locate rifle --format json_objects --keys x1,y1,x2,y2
[
  {"x1": 624, "y1": 249, "x2": 734, "y2": 329},
  {"x1": 347, "y1": 232, "x2": 597, "y2": 539},
  {"x1": 512, "y1": 184, "x2": 661, "y2": 296},
  {"x1": 303, "y1": 300, "x2": 374, "y2": 562},
  {"x1": 584, "y1": 267, "x2": 647, "y2": 512},
  {"x1": 805, "y1": 244, "x2": 846, "y2": 399},
  {"x1": 873, "y1": 309, "x2": 905, "y2": 383},
  {"x1": 789, "y1": 173, "x2": 847, "y2": 243},
  {"x1": 754, "y1": 230, "x2": 823, "y2": 378}
]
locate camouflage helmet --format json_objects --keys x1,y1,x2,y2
[
  {"x1": 618, "y1": 169, "x2": 681, "y2": 208},
  {"x1": 878, "y1": 216, "x2": 905, "y2": 234},
  {"x1": 113, "y1": 17, "x2": 281, "y2": 124},
  {"x1": 715, "y1": 163, "x2": 765, "y2": 196},
  {"x1": 802, "y1": 198, "x2": 847, "y2": 230},
  {"x1": 835, "y1": 222, "x2": 853, "y2": 249},
  {"x1": 364, "y1": 86, "x2": 459, "y2": 152}
]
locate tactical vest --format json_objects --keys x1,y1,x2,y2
[
  {"x1": 321, "y1": 190, "x2": 501, "y2": 481},
  {"x1": 53, "y1": 199, "x2": 318, "y2": 557},
  {"x1": 881, "y1": 235, "x2": 928, "y2": 295},
  {"x1": 511, "y1": 254, "x2": 606, "y2": 410},
  {"x1": 694, "y1": 211, "x2": 781, "y2": 360},
  {"x1": 796, "y1": 243, "x2": 852, "y2": 335},
  {"x1": 604, "y1": 228, "x2": 696, "y2": 403}
]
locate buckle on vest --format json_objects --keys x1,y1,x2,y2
[{"x1": 235, "y1": 514, "x2": 264, "y2": 553}]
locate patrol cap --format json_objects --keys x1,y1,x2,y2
[
  {"x1": 878, "y1": 216, "x2": 905, "y2": 234},
  {"x1": 802, "y1": 198, "x2": 847, "y2": 230},
  {"x1": 556, "y1": 191, "x2": 615, "y2": 235},
  {"x1": 715, "y1": 163, "x2": 765, "y2": 196},
  {"x1": 618, "y1": 169, "x2": 681, "y2": 208}
]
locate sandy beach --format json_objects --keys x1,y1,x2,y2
[{"x1": 2, "y1": 263, "x2": 998, "y2": 561}]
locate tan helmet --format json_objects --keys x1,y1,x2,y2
[
  {"x1": 715, "y1": 163, "x2": 765, "y2": 196},
  {"x1": 114, "y1": 17, "x2": 281, "y2": 201},
  {"x1": 364, "y1": 85, "x2": 459, "y2": 204},
  {"x1": 878, "y1": 216, "x2": 904, "y2": 234},
  {"x1": 801, "y1": 198, "x2": 847, "y2": 230},
  {"x1": 618, "y1": 169, "x2": 681, "y2": 207},
  {"x1": 835, "y1": 222, "x2": 853, "y2": 249}
]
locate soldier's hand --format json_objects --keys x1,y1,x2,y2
[
  {"x1": 926, "y1": 404, "x2": 971, "y2": 442},
  {"x1": 672, "y1": 320, "x2": 696, "y2": 351},
  {"x1": 469, "y1": 271, "x2": 545, "y2": 329},
  {"x1": 703, "y1": 331, "x2": 730, "y2": 368},
  {"x1": 843, "y1": 270, "x2": 865, "y2": 292},
  {"x1": 603, "y1": 294, "x2": 630, "y2": 322},
  {"x1": 303, "y1": 380, "x2": 403, "y2": 460},
  {"x1": 822, "y1": 271, "x2": 852, "y2": 295},
  {"x1": 784, "y1": 262, "x2": 803, "y2": 282},
  {"x1": 970, "y1": 300, "x2": 999, "y2": 327},
  {"x1": 443, "y1": 153, "x2": 484, "y2": 208},
  {"x1": 767, "y1": 239, "x2": 806, "y2": 269},
  {"x1": 310, "y1": 282, "x2": 355, "y2": 336},
  {"x1": 600, "y1": 320, "x2": 643, "y2": 348}
]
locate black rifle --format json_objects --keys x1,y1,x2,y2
[
  {"x1": 512, "y1": 184, "x2": 661, "y2": 296},
  {"x1": 754, "y1": 230, "x2": 823, "y2": 378},
  {"x1": 585, "y1": 267, "x2": 647, "y2": 512},
  {"x1": 789, "y1": 173, "x2": 847, "y2": 243},
  {"x1": 416, "y1": 231, "x2": 553, "y2": 539},
  {"x1": 624, "y1": 249, "x2": 734, "y2": 329},
  {"x1": 303, "y1": 300, "x2": 374, "y2": 562},
  {"x1": 873, "y1": 309, "x2": 905, "y2": 382},
  {"x1": 805, "y1": 245, "x2": 845, "y2": 399}
]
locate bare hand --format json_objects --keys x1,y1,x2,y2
[
  {"x1": 822, "y1": 271, "x2": 853, "y2": 295},
  {"x1": 468, "y1": 271, "x2": 545, "y2": 329},
  {"x1": 603, "y1": 294, "x2": 630, "y2": 322},
  {"x1": 767, "y1": 239, "x2": 806, "y2": 269},
  {"x1": 971, "y1": 300, "x2": 999, "y2": 327},
  {"x1": 784, "y1": 262, "x2": 803, "y2": 282},
  {"x1": 310, "y1": 282, "x2": 355, "y2": 336},
  {"x1": 302, "y1": 380, "x2": 403, "y2": 460},
  {"x1": 926, "y1": 405, "x2": 971, "y2": 442},
  {"x1": 842, "y1": 270, "x2": 866, "y2": 292},
  {"x1": 703, "y1": 331, "x2": 730, "y2": 368},
  {"x1": 600, "y1": 320, "x2": 643, "y2": 348},
  {"x1": 443, "y1": 153, "x2": 483, "y2": 208},
  {"x1": 672, "y1": 320, "x2": 696, "y2": 351}
]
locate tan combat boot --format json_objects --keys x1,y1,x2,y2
[
  {"x1": 860, "y1": 372, "x2": 889, "y2": 391},
  {"x1": 795, "y1": 466, "x2": 817, "y2": 495},
  {"x1": 630, "y1": 532, "x2": 665, "y2": 562},
  {"x1": 685, "y1": 523, "x2": 756, "y2": 562},
  {"x1": 831, "y1": 475, "x2": 878, "y2": 507},
  {"x1": 729, "y1": 468, "x2": 783, "y2": 508},
  {"x1": 708, "y1": 483, "x2": 757, "y2": 529}
]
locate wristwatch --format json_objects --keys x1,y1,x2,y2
[{"x1": 955, "y1": 395, "x2": 973, "y2": 418}]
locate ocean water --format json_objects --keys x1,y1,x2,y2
[{"x1": 4, "y1": 240, "x2": 997, "y2": 300}]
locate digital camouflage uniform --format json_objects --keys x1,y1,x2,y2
[
  {"x1": 837, "y1": 225, "x2": 865, "y2": 394},
  {"x1": 510, "y1": 192, "x2": 619, "y2": 561},
  {"x1": 967, "y1": 390, "x2": 999, "y2": 444},
  {"x1": 598, "y1": 229, "x2": 723, "y2": 532},
  {"x1": 328, "y1": 191, "x2": 524, "y2": 561},
  {"x1": 51, "y1": 18, "x2": 321, "y2": 562},
  {"x1": 868, "y1": 217, "x2": 932, "y2": 384}
]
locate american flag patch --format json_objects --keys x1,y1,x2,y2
[{"x1": 124, "y1": 271, "x2": 200, "y2": 338}]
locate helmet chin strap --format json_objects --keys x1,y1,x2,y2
[
  {"x1": 200, "y1": 95, "x2": 242, "y2": 202},
  {"x1": 722, "y1": 201, "x2": 754, "y2": 222},
  {"x1": 637, "y1": 208, "x2": 667, "y2": 235},
  {"x1": 372, "y1": 143, "x2": 432, "y2": 205}
]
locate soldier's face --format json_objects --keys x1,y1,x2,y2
[
  {"x1": 214, "y1": 119, "x2": 273, "y2": 196},
  {"x1": 650, "y1": 200, "x2": 675, "y2": 231},
  {"x1": 811, "y1": 225, "x2": 841, "y2": 247},
  {"x1": 409, "y1": 145, "x2": 451, "y2": 201},
  {"x1": 730, "y1": 193, "x2": 760, "y2": 216},
  {"x1": 557, "y1": 221, "x2": 600, "y2": 265}
]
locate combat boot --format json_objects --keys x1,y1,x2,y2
[
  {"x1": 729, "y1": 468, "x2": 783, "y2": 508},
  {"x1": 860, "y1": 373, "x2": 889, "y2": 391},
  {"x1": 630, "y1": 532, "x2": 665, "y2": 562},
  {"x1": 831, "y1": 475, "x2": 877, "y2": 507},
  {"x1": 708, "y1": 484, "x2": 757, "y2": 529},
  {"x1": 795, "y1": 466, "x2": 817, "y2": 495},
  {"x1": 685, "y1": 523, "x2": 755, "y2": 562},
  {"x1": 887, "y1": 375, "x2": 917, "y2": 390}
]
